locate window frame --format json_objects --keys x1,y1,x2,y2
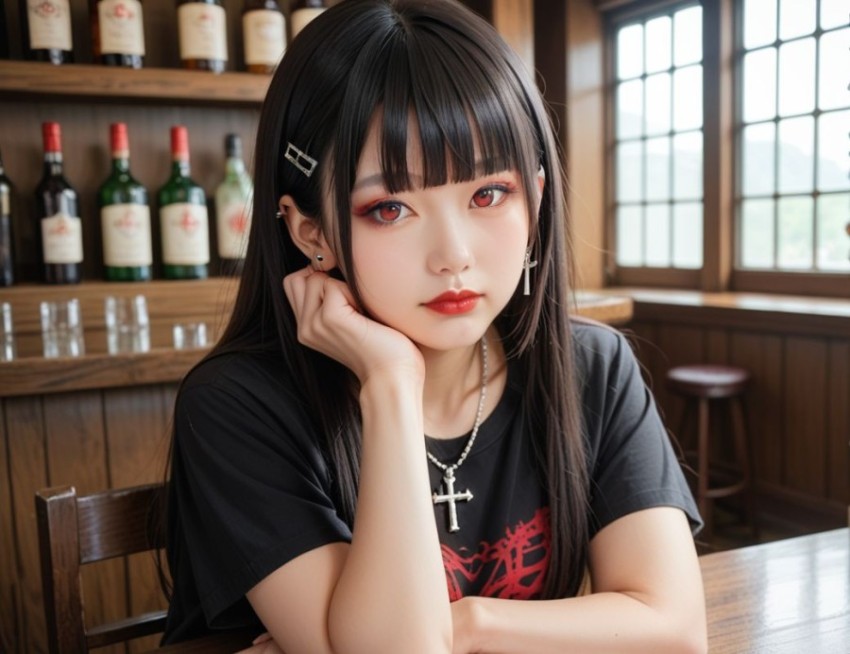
[{"x1": 602, "y1": 0, "x2": 849, "y2": 298}]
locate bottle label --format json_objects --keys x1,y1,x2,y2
[
  {"x1": 178, "y1": 3, "x2": 228, "y2": 62},
  {"x1": 41, "y1": 212, "x2": 83, "y2": 264},
  {"x1": 243, "y1": 10, "x2": 285, "y2": 66},
  {"x1": 98, "y1": 0, "x2": 146, "y2": 56},
  {"x1": 290, "y1": 8, "x2": 324, "y2": 39},
  {"x1": 101, "y1": 203, "x2": 152, "y2": 266},
  {"x1": 27, "y1": 0, "x2": 73, "y2": 51},
  {"x1": 216, "y1": 198, "x2": 251, "y2": 259},
  {"x1": 161, "y1": 203, "x2": 210, "y2": 265}
]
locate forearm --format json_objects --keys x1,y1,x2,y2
[
  {"x1": 471, "y1": 592, "x2": 706, "y2": 654},
  {"x1": 328, "y1": 373, "x2": 452, "y2": 654}
]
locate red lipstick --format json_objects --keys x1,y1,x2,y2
[{"x1": 424, "y1": 290, "x2": 482, "y2": 315}]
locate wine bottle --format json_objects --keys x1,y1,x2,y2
[
  {"x1": 177, "y1": 0, "x2": 227, "y2": 73},
  {"x1": 36, "y1": 122, "x2": 82, "y2": 284},
  {"x1": 21, "y1": 0, "x2": 74, "y2": 64},
  {"x1": 0, "y1": 148, "x2": 14, "y2": 287},
  {"x1": 290, "y1": 0, "x2": 325, "y2": 40},
  {"x1": 158, "y1": 126, "x2": 209, "y2": 280},
  {"x1": 91, "y1": 0, "x2": 146, "y2": 68},
  {"x1": 215, "y1": 134, "x2": 252, "y2": 276},
  {"x1": 98, "y1": 123, "x2": 153, "y2": 282},
  {"x1": 241, "y1": 0, "x2": 285, "y2": 74}
]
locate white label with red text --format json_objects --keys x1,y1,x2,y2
[
  {"x1": 98, "y1": 0, "x2": 145, "y2": 56},
  {"x1": 216, "y1": 199, "x2": 251, "y2": 259},
  {"x1": 243, "y1": 10, "x2": 285, "y2": 66},
  {"x1": 161, "y1": 203, "x2": 210, "y2": 265},
  {"x1": 178, "y1": 3, "x2": 227, "y2": 61},
  {"x1": 102, "y1": 204, "x2": 152, "y2": 266},
  {"x1": 27, "y1": 0, "x2": 73, "y2": 51},
  {"x1": 290, "y1": 8, "x2": 323, "y2": 38},
  {"x1": 41, "y1": 212, "x2": 83, "y2": 264}
]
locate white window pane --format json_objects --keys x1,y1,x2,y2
[
  {"x1": 741, "y1": 199, "x2": 775, "y2": 268},
  {"x1": 777, "y1": 116, "x2": 815, "y2": 194},
  {"x1": 645, "y1": 16, "x2": 672, "y2": 73},
  {"x1": 673, "y1": 131, "x2": 703, "y2": 200},
  {"x1": 744, "y1": 0, "x2": 777, "y2": 49},
  {"x1": 673, "y1": 6, "x2": 702, "y2": 66},
  {"x1": 817, "y1": 193, "x2": 850, "y2": 270},
  {"x1": 645, "y1": 73, "x2": 671, "y2": 135},
  {"x1": 616, "y1": 141, "x2": 644, "y2": 202},
  {"x1": 821, "y1": 0, "x2": 849, "y2": 30},
  {"x1": 817, "y1": 110, "x2": 850, "y2": 191},
  {"x1": 646, "y1": 137, "x2": 671, "y2": 201},
  {"x1": 617, "y1": 80, "x2": 644, "y2": 139},
  {"x1": 617, "y1": 205, "x2": 643, "y2": 266},
  {"x1": 819, "y1": 29, "x2": 850, "y2": 110},
  {"x1": 743, "y1": 49, "x2": 777, "y2": 123},
  {"x1": 617, "y1": 24, "x2": 643, "y2": 80},
  {"x1": 645, "y1": 204, "x2": 671, "y2": 266},
  {"x1": 742, "y1": 122, "x2": 776, "y2": 196},
  {"x1": 672, "y1": 202, "x2": 702, "y2": 268},
  {"x1": 779, "y1": 0, "x2": 816, "y2": 39},
  {"x1": 673, "y1": 66, "x2": 703, "y2": 130},
  {"x1": 778, "y1": 39, "x2": 816, "y2": 116},
  {"x1": 777, "y1": 196, "x2": 814, "y2": 269}
]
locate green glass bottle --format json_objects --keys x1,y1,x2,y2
[
  {"x1": 214, "y1": 134, "x2": 252, "y2": 276},
  {"x1": 158, "y1": 125, "x2": 209, "y2": 280},
  {"x1": 98, "y1": 122, "x2": 152, "y2": 281}
]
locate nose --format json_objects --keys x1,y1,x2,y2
[{"x1": 425, "y1": 214, "x2": 475, "y2": 276}]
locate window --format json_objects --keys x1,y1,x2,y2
[
  {"x1": 605, "y1": 0, "x2": 849, "y2": 295},
  {"x1": 611, "y1": 4, "x2": 704, "y2": 271},
  {"x1": 738, "y1": 0, "x2": 849, "y2": 273}
]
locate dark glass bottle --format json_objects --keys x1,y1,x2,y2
[
  {"x1": 21, "y1": 0, "x2": 74, "y2": 64},
  {"x1": 91, "y1": 0, "x2": 146, "y2": 68},
  {"x1": 98, "y1": 123, "x2": 152, "y2": 282},
  {"x1": 0, "y1": 148, "x2": 14, "y2": 286},
  {"x1": 158, "y1": 126, "x2": 209, "y2": 280},
  {"x1": 241, "y1": 0, "x2": 285, "y2": 74},
  {"x1": 36, "y1": 122, "x2": 82, "y2": 284},
  {"x1": 289, "y1": 0, "x2": 325, "y2": 40},
  {"x1": 177, "y1": 0, "x2": 227, "y2": 73},
  {"x1": 215, "y1": 134, "x2": 252, "y2": 276}
]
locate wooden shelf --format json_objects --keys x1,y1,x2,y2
[{"x1": 0, "y1": 61, "x2": 270, "y2": 106}]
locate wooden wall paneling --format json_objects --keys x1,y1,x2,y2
[
  {"x1": 729, "y1": 332, "x2": 783, "y2": 488},
  {"x1": 827, "y1": 341, "x2": 850, "y2": 505},
  {"x1": 103, "y1": 386, "x2": 171, "y2": 654},
  {"x1": 703, "y1": 329, "x2": 733, "y2": 466},
  {"x1": 0, "y1": 401, "x2": 18, "y2": 654},
  {"x1": 4, "y1": 397, "x2": 48, "y2": 654},
  {"x1": 782, "y1": 338, "x2": 828, "y2": 498},
  {"x1": 492, "y1": 0, "x2": 534, "y2": 75},
  {"x1": 42, "y1": 391, "x2": 126, "y2": 654},
  {"x1": 653, "y1": 324, "x2": 705, "y2": 437}
]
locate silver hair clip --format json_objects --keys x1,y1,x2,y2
[{"x1": 285, "y1": 142, "x2": 318, "y2": 178}]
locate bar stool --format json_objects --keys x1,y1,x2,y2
[{"x1": 666, "y1": 364, "x2": 758, "y2": 541}]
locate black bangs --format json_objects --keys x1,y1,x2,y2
[{"x1": 344, "y1": 6, "x2": 540, "y2": 195}]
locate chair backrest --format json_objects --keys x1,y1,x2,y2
[{"x1": 36, "y1": 483, "x2": 168, "y2": 654}]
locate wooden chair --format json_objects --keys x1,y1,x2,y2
[{"x1": 36, "y1": 483, "x2": 168, "y2": 654}]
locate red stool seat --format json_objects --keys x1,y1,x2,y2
[{"x1": 666, "y1": 364, "x2": 758, "y2": 542}]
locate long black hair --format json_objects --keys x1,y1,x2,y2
[{"x1": 179, "y1": 0, "x2": 589, "y2": 600}]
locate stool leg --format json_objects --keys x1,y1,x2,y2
[
  {"x1": 731, "y1": 396, "x2": 759, "y2": 540},
  {"x1": 697, "y1": 397, "x2": 712, "y2": 541}
]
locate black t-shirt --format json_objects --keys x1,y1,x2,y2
[{"x1": 163, "y1": 321, "x2": 701, "y2": 644}]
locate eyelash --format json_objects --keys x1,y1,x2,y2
[{"x1": 356, "y1": 183, "x2": 517, "y2": 227}]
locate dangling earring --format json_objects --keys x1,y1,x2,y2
[{"x1": 523, "y1": 248, "x2": 538, "y2": 296}]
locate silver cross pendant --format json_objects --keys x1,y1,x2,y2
[{"x1": 432, "y1": 468, "x2": 473, "y2": 532}]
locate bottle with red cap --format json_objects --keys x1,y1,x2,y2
[
  {"x1": 35, "y1": 122, "x2": 82, "y2": 284},
  {"x1": 158, "y1": 125, "x2": 209, "y2": 280},
  {"x1": 97, "y1": 123, "x2": 152, "y2": 282}
]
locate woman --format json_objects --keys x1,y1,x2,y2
[{"x1": 163, "y1": 1, "x2": 707, "y2": 652}]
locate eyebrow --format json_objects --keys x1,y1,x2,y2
[{"x1": 351, "y1": 160, "x2": 511, "y2": 192}]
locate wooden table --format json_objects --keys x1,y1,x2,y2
[
  {"x1": 701, "y1": 528, "x2": 849, "y2": 653},
  {"x1": 151, "y1": 529, "x2": 849, "y2": 653}
]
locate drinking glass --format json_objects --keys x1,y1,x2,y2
[
  {"x1": 104, "y1": 295, "x2": 150, "y2": 354},
  {"x1": 172, "y1": 322, "x2": 208, "y2": 350},
  {"x1": 40, "y1": 298, "x2": 85, "y2": 358},
  {"x1": 0, "y1": 302, "x2": 16, "y2": 362}
]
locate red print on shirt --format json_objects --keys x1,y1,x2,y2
[{"x1": 441, "y1": 507, "x2": 551, "y2": 601}]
